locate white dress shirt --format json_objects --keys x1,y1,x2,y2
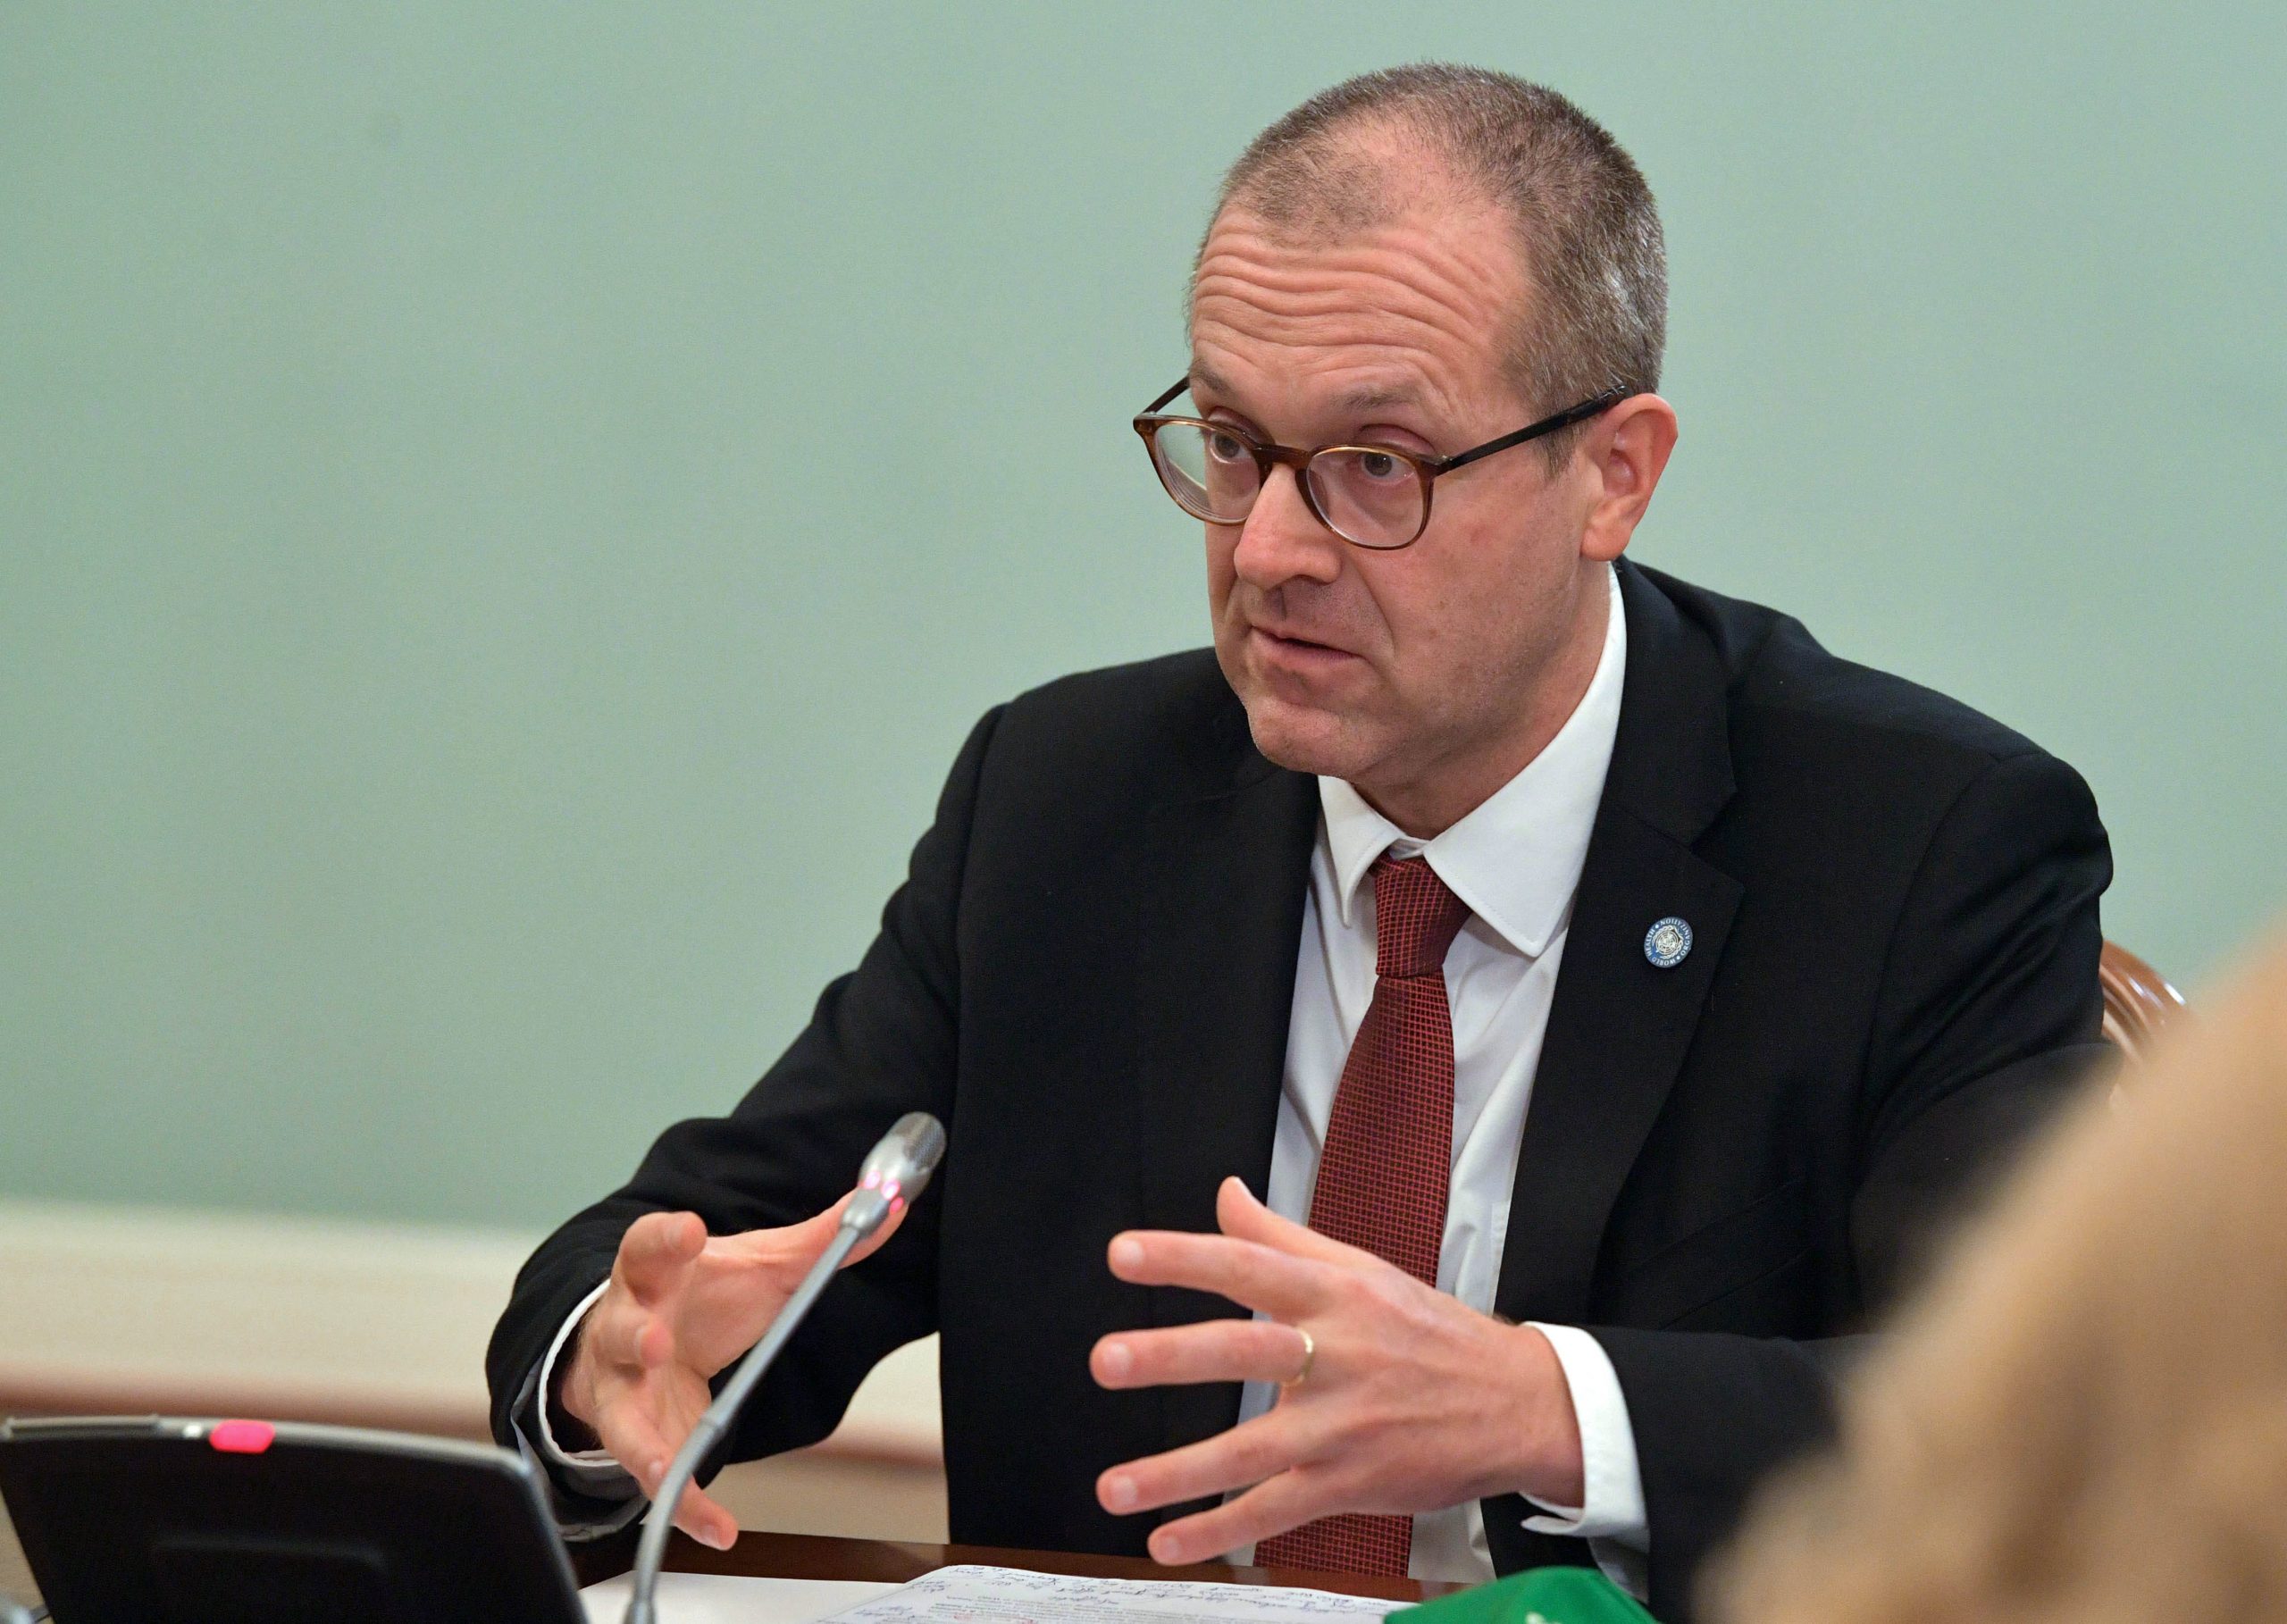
[
  {"x1": 524, "y1": 566, "x2": 1646, "y2": 1591},
  {"x1": 1234, "y1": 564, "x2": 1646, "y2": 1590}
]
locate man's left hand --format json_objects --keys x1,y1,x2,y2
[{"x1": 1091, "y1": 1176, "x2": 1586, "y2": 1564}]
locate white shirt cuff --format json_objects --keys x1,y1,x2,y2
[
  {"x1": 504, "y1": 1277, "x2": 644, "y2": 1539},
  {"x1": 532, "y1": 1278, "x2": 623, "y2": 1472},
  {"x1": 1517, "y1": 1323, "x2": 1648, "y2": 1551}
]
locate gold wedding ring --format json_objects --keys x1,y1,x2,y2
[{"x1": 1285, "y1": 1327, "x2": 1316, "y2": 1389}]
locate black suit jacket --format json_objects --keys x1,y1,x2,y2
[{"x1": 489, "y1": 560, "x2": 2111, "y2": 1620}]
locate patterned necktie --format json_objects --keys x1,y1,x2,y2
[{"x1": 1254, "y1": 854, "x2": 1470, "y2": 1578}]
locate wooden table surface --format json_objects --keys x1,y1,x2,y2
[{"x1": 572, "y1": 1528, "x2": 1459, "y2": 1605}]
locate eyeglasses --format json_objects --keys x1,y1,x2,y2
[{"x1": 1132, "y1": 377, "x2": 1629, "y2": 550}]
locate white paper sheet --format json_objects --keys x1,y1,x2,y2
[
  {"x1": 580, "y1": 1571, "x2": 903, "y2": 1624},
  {"x1": 818, "y1": 1563, "x2": 1404, "y2": 1624}
]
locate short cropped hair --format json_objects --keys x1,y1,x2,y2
[{"x1": 1202, "y1": 64, "x2": 1665, "y2": 460}]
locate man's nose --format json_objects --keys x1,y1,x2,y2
[{"x1": 1229, "y1": 465, "x2": 1345, "y2": 590}]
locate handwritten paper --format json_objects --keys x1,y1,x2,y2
[{"x1": 819, "y1": 1563, "x2": 1403, "y2": 1624}]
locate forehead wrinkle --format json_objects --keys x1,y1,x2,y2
[
  {"x1": 1192, "y1": 230, "x2": 1527, "y2": 420},
  {"x1": 1190, "y1": 288, "x2": 1481, "y2": 422},
  {"x1": 1194, "y1": 278, "x2": 1479, "y2": 356},
  {"x1": 1202, "y1": 214, "x2": 1527, "y2": 338},
  {"x1": 1191, "y1": 326, "x2": 1473, "y2": 437},
  {"x1": 1195, "y1": 244, "x2": 1507, "y2": 345}
]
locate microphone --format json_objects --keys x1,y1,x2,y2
[
  {"x1": 623, "y1": 1112, "x2": 946, "y2": 1624},
  {"x1": 847, "y1": 1111, "x2": 949, "y2": 1237}
]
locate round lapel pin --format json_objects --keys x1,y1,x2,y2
[{"x1": 1644, "y1": 916, "x2": 1693, "y2": 969}]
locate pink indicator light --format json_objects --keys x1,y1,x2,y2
[
  {"x1": 209, "y1": 1420, "x2": 275, "y2": 1454},
  {"x1": 890, "y1": 1195, "x2": 907, "y2": 1217},
  {"x1": 881, "y1": 1178, "x2": 901, "y2": 1202},
  {"x1": 860, "y1": 1172, "x2": 881, "y2": 1190}
]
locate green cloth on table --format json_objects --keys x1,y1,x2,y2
[{"x1": 1387, "y1": 1566, "x2": 1659, "y2": 1624}]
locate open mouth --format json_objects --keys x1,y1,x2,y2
[{"x1": 1252, "y1": 626, "x2": 1357, "y2": 665}]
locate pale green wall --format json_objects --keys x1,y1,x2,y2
[{"x1": 4, "y1": 4, "x2": 2283, "y2": 1229}]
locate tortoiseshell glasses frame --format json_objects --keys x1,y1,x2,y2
[{"x1": 1132, "y1": 376, "x2": 1629, "y2": 550}]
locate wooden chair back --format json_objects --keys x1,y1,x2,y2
[{"x1": 2099, "y1": 940, "x2": 2189, "y2": 1063}]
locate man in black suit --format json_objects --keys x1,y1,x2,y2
[{"x1": 488, "y1": 65, "x2": 2109, "y2": 1620}]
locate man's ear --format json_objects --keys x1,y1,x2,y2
[{"x1": 1579, "y1": 394, "x2": 1678, "y2": 564}]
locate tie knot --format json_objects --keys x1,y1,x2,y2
[{"x1": 1370, "y1": 854, "x2": 1470, "y2": 978}]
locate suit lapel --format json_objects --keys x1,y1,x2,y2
[
  {"x1": 1493, "y1": 562, "x2": 1743, "y2": 1329},
  {"x1": 1481, "y1": 562, "x2": 1743, "y2": 1577},
  {"x1": 1482, "y1": 831, "x2": 1741, "y2": 1577},
  {"x1": 1132, "y1": 748, "x2": 1318, "y2": 1454},
  {"x1": 1491, "y1": 807, "x2": 1741, "y2": 1327}
]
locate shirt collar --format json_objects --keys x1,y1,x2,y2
[{"x1": 1318, "y1": 565, "x2": 1628, "y2": 960}]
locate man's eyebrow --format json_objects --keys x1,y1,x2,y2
[
  {"x1": 1187, "y1": 364, "x2": 1422, "y2": 416},
  {"x1": 1187, "y1": 362, "x2": 1236, "y2": 402},
  {"x1": 1334, "y1": 381, "x2": 1423, "y2": 413}
]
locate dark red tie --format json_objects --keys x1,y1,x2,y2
[{"x1": 1254, "y1": 854, "x2": 1470, "y2": 1578}]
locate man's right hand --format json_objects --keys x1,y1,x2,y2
[{"x1": 555, "y1": 1196, "x2": 906, "y2": 1550}]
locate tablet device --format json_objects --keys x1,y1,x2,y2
[{"x1": 0, "y1": 1414, "x2": 586, "y2": 1624}]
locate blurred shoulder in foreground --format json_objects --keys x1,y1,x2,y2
[{"x1": 1713, "y1": 929, "x2": 2287, "y2": 1624}]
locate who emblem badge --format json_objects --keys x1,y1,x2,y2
[{"x1": 1643, "y1": 916, "x2": 1693, "y2": 969}]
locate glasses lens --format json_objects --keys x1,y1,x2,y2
[
  {"x1": 1151, "y1": 423, "x2": 1261, "y2": 523},
  {"x1": 1306, "y1": 448, "x2": 1428, "y2": 548}
]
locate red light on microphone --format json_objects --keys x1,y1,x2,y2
[{"x1": 208, "y1": 1420, "x2": 276, "y2": 1454}]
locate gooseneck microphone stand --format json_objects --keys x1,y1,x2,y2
[{"x1": 623, "y1": 1112, "x2": 947, "y2": 1624}]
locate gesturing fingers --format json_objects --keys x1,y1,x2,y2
[
  {"x1": 590, "y1": 1373, "x2": 741, "y2": 1553},
  {"x1": 1092, "y1": 1319, "x2": 1313, "y2": 1391},
  {"x1": 1096, "y1": 1410, "x2": 1304, "y2": 1519},
  {"x1": 585, "y1": 1285, "x2": 674, "y2": 1377},
  {"x1": 1214, "y1": 1177, "x2": 1382, "y2": 1272},
  {"x1": 614, "y1": 1210, "x2": 706, "y2": 1306},
  {"x1": 1107, "y1": 1229, "x2": 1325, "y2": 1320},
  {"x1": 725, "y1": 1190, "x2": 913, "y2": 1283},
  {"x1": 660, "y1": 1477, "x2": 739, "y2": 1553},
  {"x1": 1148, "y1": 1470, "x2": 1337, "y2": 1568}
]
